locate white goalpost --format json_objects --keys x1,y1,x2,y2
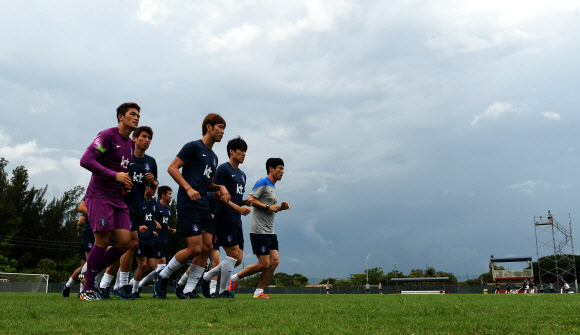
[{"x1": 0, "y1": 272, "x2": 50, "y2": 293}]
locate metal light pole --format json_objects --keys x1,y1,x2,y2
[{"x1": 366, "y1": 253, "x2": 372, "y2": 283}]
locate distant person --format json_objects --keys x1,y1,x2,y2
[
  {"x1": 530, "y1": 278, "x2": 535, "y2": 294},
  {"x1": 366, "y1": 283, "x2": 370, "y2": 294},
  {"x1": 558, "y1": 276, "x2": 565, "y2": 293},
  {"x1": 548, "y1": 210, "x2": 553, "y2": 223},
  {"x1": 495, "y1": 282, "x2": 500, "y2": 294},
  {"x1": 326, "y1": 281, "x2": 330, "y2": 294},
  {"x1": 549, "y1": 282, "x2": 554, "y2": 293},
  {"x1": 523, "y1": 279, "x2": 529, "y2": 294},
  {"x1": 505, "y1": 282, "x2": 511, "y2": 294},
  {"x1": 379, "y1": 282, "x2": 383, "y2": 294}
]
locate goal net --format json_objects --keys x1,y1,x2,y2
[{"x1": 0, "y1": 272, "x2": 50, "y2": 293}]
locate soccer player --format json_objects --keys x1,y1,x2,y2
[
  {"x1": 227, "y1": 158, "x2": 290, "y2": 299},
  {"x1": 154, "y1": 113, "x2": 231, "y2": 299},
  {"x1": 78, "y1": 102, "x2": 140, "y2": 301},
  {"x1": 505, "y1": 281, "x2": 511, "y2": 294},
  {"x1": 138, "y1": 185, "x2": 176, "y2": 292},
  {"x1": 326, "y1": 281, "x2": 330, "y2": 295},
  {"x1": 379, "y1": 282, "x2": 382, "y2": 294},
  {"x1": 200, "y1": 137, "x2": 252, "y2": 298},
  {"x1": 495, "y1": 282, "x2": 500, "y2": 294},
  {"x1": 62, "y1": 198, "x2": 93, "y2": 297},
  {"x1": 132, "y1": 183, "x2": 160, "y2": 298},
  {"x1": 117, "y1": 126, "x2": 158, "y2": 300},
  {"x1": 366, "y1": 283, "x2": 370, "y2": 294}
]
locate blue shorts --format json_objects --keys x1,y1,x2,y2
[
  {"x1": 177, "y1": 207, "x2": 214, "y2": 237},
  {"x1": 250, "y1": 233, "x2": 278, "y2": 256},
  {"x1": 154, "y1": 241, "x2": 166, "y2": 259},
  {"x1": 136, "y1": 243, "x2": 155, "y2": 259},
  {"x1": 215, "y1": 215, "x2": 244, "y2": 251}
]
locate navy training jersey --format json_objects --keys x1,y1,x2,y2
[
  {"x1": 176, "y1": 140, "x2": 218, "y2": 209},
  {"x1": 124, "y1": 154, "x2": 158, "y2": 214},
  {"x1": 155, "y1": 201, "x2": 171, "y2": 244},
  {"x1": 138, "y1": 198, "x2": 157, "y2": 245},
  {"x1": 214, "y1": 162, "x2": 246, "y2": 227}
]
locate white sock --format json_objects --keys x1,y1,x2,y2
[
  {"x1": 132, "y1": 279, "x2": 140, "y2": 293},
  {"x1": 120, "y1": 272, "x2": 130, "y2": 286},
  {"x1": 80, "y1": 283, "x2": 84, "y2": 292},
  {"x1": 66, "y1": 277, "x2": 74, "y2": 288},
  {"x1": 156, "y1": 264, "x2": 166, "y2": 272},
  {"x1": 114, "y1": 269, "x2": 121, "y2": 290},
  {"x1": 183, "y1": 264, "x2": 204, "y2": 294},
  {"x1": 202, "y1": 262, "x2": 222, "y2": 281},
  {"x1": 160, "y1": 257, "x2": 184, "y2": 279},
  {"x1": 81, "y1": 262, "x2": 88, "y2": 274},
  {"x1": 100, "y1": 273, "x2": 114, "y2": 289},
  {"x1": 231, "y1": 273, "x2": 240, "y2": 282},
  {"x1": 94, "y1": 269, "x2": 106, "y2": 288},
  {"x1": 253, "y1": 288, "x2": 263, "y2": 296},
  {"x1": 178, "y1": 272, "x2": 189, "y2": 286},
  {"x1": 129, "y1": 278, "x2": 135, "y2": 286},
  {"x1": 210, "y1": 280, "x2": 218, "y2": 294},
  {"x1": 140, "y1": 271, "x2": 155, "y2": 288},
  {"x1": 219, "y1": 257, "x2": 237, "y2": 294}
]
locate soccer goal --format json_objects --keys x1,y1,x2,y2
[{"x1": 0, "y1": 272, "x2": 50, "y2": 293}]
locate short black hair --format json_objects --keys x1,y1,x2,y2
[
  {"x1": 158, "y1": 185, "x2": 172, "y2": 198},
  {"x1": 266, "y1": 158, "x2": 284, "y2": 174},
  {"x1": 133, "y1": 126, "x2": 153, "y2": 139},
  {"x1": 227, "y1": 137, "x2": 248, "y2": 157},
  {"x1": 117, "y1": 102, "x2": 140, "y2": 122}
]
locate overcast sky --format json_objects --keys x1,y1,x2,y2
[{"x1": 2, "y1": 0, "x2": 580, "y2": 281}]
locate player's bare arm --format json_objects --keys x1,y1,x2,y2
[
  {"x1": 248, "y1": 194, "x2": 281, "y2": 213},
  {"x1": 77, "y1": 215, "x2": 86, "y2": 226},
  {"x1": 214, "y1": 191, "x2": 251, "y2": 216},
  {"x1": 78, "y1": 200, "x2": 88, "y2": 216},
  {"x1": 168, "y1": 156, "x2": 200, "y2": 201},
  {"x1": 155, "y1": 220, "x2": 162, "y2": 230},
  {"x1": 208, "y1": 177, "x2": 231, "y2": 203}
]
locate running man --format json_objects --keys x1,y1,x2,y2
[
  {"x1": 132, "y1": 183, "x2": 160, "y2": 298},
  {"x1": 154, "y1": 113, "x2": 231, "y2": 299},
  {"x1": 227, "y1": 158, "x2": 290, "y2": 299},
  {"x1": 326, "y1": 281, "x2": 330, "y2": 294},
  {"x1": 138, "y1": 185, "x2": 176, "y2": 293},
  {"x1": 118, "y1": 126, "x2": 158, "y2": 300},
  {"x1": 78, "y1": 102, "x2": 140, "y2": 301},
  {"x1": 379, "y1": 282, "x2": 382, "y2": 294},
  {"x1": 366, "y1": 283, "x2": 370, "y2": 294},
  {"x1": 200, "y1": 137, "x2": 252, "y2": 298}
]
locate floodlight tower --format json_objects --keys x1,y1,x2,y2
[{"x1": 534, "y1": 212, "x2": 578, "y2": 292}]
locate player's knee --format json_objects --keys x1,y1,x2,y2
[
  {"x1": 270, "y1": 259, "x2": 280, "y2": 269},
  {"x1": 234, "y1": 256, "x2": 243, "y2": 267},
  {"x1": 257, "y1": 261, "x2": 270, "y2": 271},
  {"x1": 186, "y1": 245, "x2": 202, "y2": 257},
  {"x1": 116, "y1": 240, "x2": 132, "y2": 251}
]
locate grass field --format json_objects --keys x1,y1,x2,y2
[{"x1": 0, "y1": 293, "x2": 579, "y2": 334}]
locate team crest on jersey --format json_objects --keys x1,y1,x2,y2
[
  {"x1": 152, "y1": 205, "x2": 156, "y2": 211},
  {"x1": 137, "y1": 249, "x2": 141, "y2": 255},
  {"x1": 145, "y1": 163, "x2": 150, "y2": 171},
  {"x1": 88, "y1": 243, "x2": 93, "y2": 248},
  {"x1": 157, "y1": 251, "x2": 161, "y2": 257},
  {"x1": 241, "y1": 175, "x2": 245, "y2": 183},
  {"x1": 226, "y1": 235, "x2": 233, "y2": 242},
  {"x1": 192, "y1": 224, "x2": 200, "y2": 232},
  {"x1": 99, "y1": 218, "x2": 107, "y2": 226},
  {"x1": 260, "y1": 246, "x2": 267, "y2": 253},
  {"x1": 130, "y1": 220, "x2": 134, "y2": 228},
  {"x1": 168, "y1": 210, "x2": 171, "y2": 216}
]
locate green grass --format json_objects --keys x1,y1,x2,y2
[{"x1": 0, "y1": 293, "x2": 579, "y2": 334}]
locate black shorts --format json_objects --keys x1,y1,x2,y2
[
  {"x1": 213, "y1": 235, "x2": 220, "y2": 251},
  {"x1": 136, "y1": 243, "x2": 155, "y2": 259},
  {"x1": 178, "y1": 207, "x2": 214, "y2": 237},
  {"x1": 250, "y1": 233, "x2": 278, "y2": 256},
  {"x1": 129, "y1": 210, "x2": 141, "y2": 232},
  {"x1": 154, "y1": 241, "x2": 166, "y2": 259},
  {"x1": 215, "y1": 216, "x2": 244, "y2": 250}
]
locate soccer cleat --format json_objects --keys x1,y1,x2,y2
[
  {"x1": 153, "y1": 292, "x2": 158, "y2": 298},
  {"x1": 185, "y1": 291, "x2": 201, "y2": 299},
  {"x1": 133, "y1": 292, "x2": 142, "y2": 299},
  {"x1": 61, "y1": 283, "x2": 70, "y2": 298},
  {"x1": 226, "y1": 276, "x2": 237, "y2": 297},
  {"x1": 78, "y1": 273, "x2": 86, "y2": 285},
  {"x1": 253, "y1": 292, "x2": 270, "y2": 299},
  {"x1": 119, "y1": 285, "x2": 135, "y2": 300},
  {"x1": 173, "y1": 280, "x2": 186, "y2": 299},
  {"x1": 154, "y1": 272, "x2": 168, "y2": 299},
  {"x1": 210, "y1": 292, "x2": 220, "y2": 299},
  {"x1": 110, "y1": 289, "x2": 120, "y2": 298},
  {"x1": 219, "y1": 291, "x2": 233, "y2": 298},
  {"x1": 98, "y1": 287, "x2": 111, "y2": 300},
  {"x1": 79, "y1": 290, "x2": 100, "y2": 301},
  {"x1": 199, "y1": 275, "x2": 211, "y2": 298}
]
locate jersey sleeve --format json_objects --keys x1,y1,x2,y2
[
  {"x1": 176, "y1": 142, "x2": 197, "y2": 165},
  {"x1": 214, "y1": 165, "x2": 226, "y2": 186},
  {"x1": 80, "y1": 130, "x2": 117, "y2": 179},
  {"x1": 250, "y1": 179, "x2": 266, "y2": 198}
]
